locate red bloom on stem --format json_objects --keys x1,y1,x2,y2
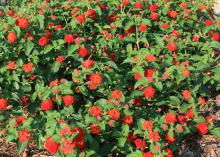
[
  {"x1": 197, "y1": 122, "x2": 208, "y2": 135},
  {"x1": 56, "y1": 56, "x2": 64, "y2": 63},
  {"x1": 134, "y1": 138, "x2": 146, "y2": 151},
  {"x1": 45, "y1": 136, "x2": 60, "y2": 155},
  {"x1": 185, "y1": 109, "x2": 195, "y2": 119},
  {"x1": 63, "y1": 95, "x2": 74, "y2": 106},
  {"x1": 146, "y1": 54, "x2": 156, "y2": 62},
  {"x1": 149, "y1": 131, "x2": 160, "y2": 142},
  {"x1": 14, "y1": 116, "x2": 26, "y2": 127},
  {"x1": 204, "y1": 20, "x2": 212, "y2": 26},
  {"x1": 182, "y1": 90, "x2": 191, "y2": 100},
  {"x1": 0, "y1": 98, "x2": 8, "y2": 110},
  {"x1": 149, "y1": 4, "x2": 159, "y2": 12},
  {"x1": 144, "y1": 68, "x2": 155, "y2": 82},
  {"x1": 7, "y1": 32, "x2": 17, "y2": 44},
  {"x1": 71, "y1": 126, "x2": 84, "y2": 141},
  {"x1": 111, "y1": 89, "x2": 122, "y2": 99},
  {"x1": 144, "y1": 86, "x2": 155, "y2": 99},
  {"x1": 122, "y1": 0, "x2": 130, "y2": 5},
  {"x1": 76, "y1": 14, "x2": 85, "y2": 24},
  {"x1": 60, "y1": 139, "x2": 74, "y2": 155},
  {"x1": 38, "y1": 36, "x2": 49, "y2": 47},
  {"x1": 16, "y1": 17, "x2": 29, "y2": 29},
  {"x1": 168, "y1": 10, "x2": 178, "y2": 18},
  {"x1": 89, "y1": 73, "x2": 102, "y2": 86},
  {"x1": 108, "y1": 109, "x2": 120, "y2": 121},
  {"x1": 161, "y1": 23, "x2": 169, "y2": 29},
  {"x1": 7, "y1": 61, "x2": 17, "y2": 70},
  {"x1": 142, "y1": 120, "x2": 154, "y2": 131},
  {"x1": 90, "y1": 123, "x2": 100, "y2": 135},
  {"x1": 167, "y1": 42, "x2": 177, "y2": 51},
  {"x1": 165, "y1": 148, "x2": 174, "y2": 157},
  {"x1": 138, "y1": 24, "x2": 147, "y2": 31},
  {"x1": 79, "y1": 47, "x2": 89, "y2": 57},
  {"x1": 165, "y1": 133, "x2": 177, "y2": 144},
  {"x1": 178, "y1": 115, "x2": 187, "y2": 124},
  {"x1": 89, "y1": 106, "x2": 102, "y2": 117},
  {"x1": 134, "y1": 2, "x2": 143, "y2": 9},
  {"x1": 18, "y1": 130, "x2": 30, "y2": 142},
  {"x1": 164, "y1": 113, "x2": 177, "y2": 124},
  {"x1": 22, "y1": 63, "x2": 34, "y2": 73},
  {"x1": 143, "y1": 151, "x2": 154, "y2": 157},
  {"x1": 41, "y1": 99, "x2": 53, "y2": 111},
  {"x1": 134, "y1": 72, "x2": 142, "y2": 80},
  {"x1": 64, "y1": 34, "x2": 74, "y2": 43},
  {"x1": 82, "y1": 59, "x2": 94, "y2": 68},
  {"x1": 150, "y1": 12, "x2": 158, "y2": 20},
  {"x1": 123, "y1": 115, "x2": 133, "y2": 125},
  {"x1": 193, "y1": 35, "x2": 199, "y2": 42}
]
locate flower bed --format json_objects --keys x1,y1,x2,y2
[{"x1": 0, "y1": 0, "x2": 220, "y2": 156}]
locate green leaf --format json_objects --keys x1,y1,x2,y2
[
  {"x1": 52, "y1": 62, "x2": 60, "y2": 73},
  {"x1": 26, "y1": 40, "x2": 34, "y2": 55},
  {"x1": 126, "y1": 44, "x2": 133, "y2": 53},
  {"x1": 169, "y1": 96, "x2": 180, "y2": 106},
  {"x1": 155, "y1": 35, "x2": 164, "y2": 46},
  {"x1": 210, "y1": 128, "x2": 220, "y2": 137},
  {"x1": 213, "y1": 67, "x2": 220, "y2": 81},
  {"x1": 210, "y1": 41, "x2": 220, "y2": 50},
  {"x1": 125, "y1": 21, "x2": 133, "y2": 30},
  {"x1": 37, "y1": 14, "x2": 45, "y2": 29},
  {"x1": 18, "y1": 141, "x2": 28, "y2": 154},
  {"x1": 118, "y1": 136, "x2": 127, "y2": 147},
  {"x1": 122, "y1": 124, "x2": 129, "y2": 136},
  {"x1": 43, "y1": 44, "x2": 53, "y2": 54},
  {"x1": 134, "y1": 77, "x2": 148, "y2": 89},
  {"x1": 21, "y1": 83, "x2": 32, "y2": 92}
]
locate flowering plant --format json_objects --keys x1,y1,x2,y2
[{"x1": 0, "y1": 0, "x2": 220, "y2": 156}]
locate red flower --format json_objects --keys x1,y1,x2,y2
[
  {"x1": 134, "y1": 72, "x2": 142, "y2": 80},
  {"x1": 144, "y1": 68, "x2": 155, "y2": 82},
  {"x1": 122, "y1": 115, "x2": 133, "y2": 125},
  {"x1": 90, "y1": 123, "x2": 100, "y2": 135},
  {"x1": 14, "y1": 116, "x2": 26, "y2": 127},
  {"x1": 64, "y1": 34, "x2": 74, "y2": 43},
  {"x1": 60, "y1": 139, "x2": 74, "y2": 155},
  {"x1": 89, "y1": 106, "x2": 102, "y2": 117},
  {"x1": 165, "y1": 148, "x2": 174, "y2": 157},
  {"x1": 165, "y1": 133, "x2": 176, "y2": 144},
  {"x1": 143, "y1": 120, "x2": 154, "y2": 131},
  {"x1": 182, "y1": 90, "x2": 191, "y2": 100},
  {"x1": 0, "y1": 98, "x2": 8, "y2": 110},
  {"x1": 18, "y1": 130, "x2": 30, "y2": 142},
  {"x1": 145, "y1": 54, "x2": 156, "y2": 62},
  {"x1": 89, "y1": 73, "x2": 102, "y2": 86},
  {"x1": 185, "y1": 109, "x2": 195, "y2": 119},
  {"x1": 7, "y1": 32, "x2": 17, "y2": 44},
  {"x1": 212, "y1": 32, "x2": 219, "y2": 41},
  {"x1": 111, "y1": 89, "x2": 122, "y2": 99},
  {"x1": 122, "y1": 0, "x2": 130, "y2": 5},
  {"x1": 134, "y1": 2, "x2": 143, "y2": 9},
  {"x1": 76, "y1": 14, "x2": 85, "y2": 24},
  {"x1": 149, "y1": 131, "x2": 160, "y2": 142},
  {"x1": 161, "y1": 23, "x2": 169, "y2": 29},
  {"x1": 204, "y1": 20, "x2": 212, "y2": 26},
  {"x1": 178, "y1": 115, "x2": 186, "y2": 124},
  {"x1": 168, "y1": 10, "x2": 178, "y2": 18},
  {"x1": 22, "y1": 63, "x2": 34, "y2": 73},
  {"x1": 41, "y1": 99, "x2": 53, "y2": 111},
  {"x1": 143, "y1": 86, "x2": 155, "y2": 99},
  {"x1": 138, "y1": 24, "x2": 147, "y2": 31},
  {"x1": 56, "y1": 56, "x2": 64, "y2": 63},
  {"x1": 108, "y1": 109, "x2": 120, "y2": 121},
  {"x1": 143, "y1": 151, "x2": 154, "y2": 157},
  {"x1": 63, "y1": 95, "x2": 74, "y2": 106},
  {"x1": 15, "y1": 17, "x2": 29, "y2": 29},
  {"x1": 164, "y1": 113, "x2": 177, "y2": 124},
  {"x1": 149, "y1": 4, "x2": 159, "y2": 12},
  {"x1": 82, "y1": 59, "x2": 94, "y2": 68},
  {"x1": 79, "y1": 47, "x2": 89, "y2": 57},
  {"x1": 134, "y1": 138, "x2": 146, "y2": 151},
  {"x1": 71, "y1": 126, "x2": 84, "y2": 141},
  {"x1": 197, "y1": 122, "x2": 208, "y2": 135},
  {"x1": 150, "y1": 12, "x2": 158, "y2": 20},
  {"x1": 193, "y1": 35, "x2": 199, "y2": 42},
  {"x1": 167, "y1": 42, "x2": 177, "y2": 51},
  {"x1": 38, "y1": 36, "x2": 49, "y2": 47},
  {"x1": 7, "y1": 61, "x2": 17, "y2": 70},
  {"x1": 45, "y1": 136, "x2": 60, "y2": 155}
]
